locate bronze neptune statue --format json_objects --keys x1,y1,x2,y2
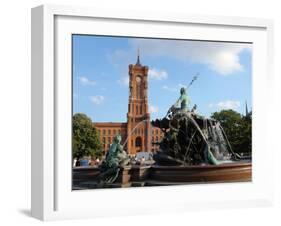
[{"x1": 152, "y1": 87, "x2": 239, "y2": 166}]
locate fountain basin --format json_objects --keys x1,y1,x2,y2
[
  {"x1": 73, "y1": 161, "x2": 251, "y2": 189},
  {"x1": 149, "y1": 161, "x2": 252, "y2": 184}
]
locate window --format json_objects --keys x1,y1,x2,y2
[{"x1": 135, "y1": 137, "x2": 142, "y2": 147}]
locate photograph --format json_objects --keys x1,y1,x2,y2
[
  {"x1": 27, "y1": 1, "x2": 278, "y2": 222},
  {"x1": 72, "y1": 35, "x2": 252, "y2": 190}
]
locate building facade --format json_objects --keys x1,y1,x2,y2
[{"x1": 94, "y1": 55, "x2": 164, "y2": 156}]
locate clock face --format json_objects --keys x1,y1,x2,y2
[{"x1": 136, "y1": 76, "x2": 141, "y2": 83}]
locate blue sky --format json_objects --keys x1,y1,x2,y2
[{"x1": 72, "y1": 35, "x2": 252, "y2": 122}]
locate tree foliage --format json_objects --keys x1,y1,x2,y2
[
  {"x1": 72, "y1": 113, "x2": 102, "y2": 159},
  {"x1": 211, "y1": 109, "x2": 252, "y2": 154}
]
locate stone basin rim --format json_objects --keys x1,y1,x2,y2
[{"x1": 151, "y1": 162, "x2": 251, "y2": 170}]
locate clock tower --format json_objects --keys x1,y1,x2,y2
[{"x1": 126, "y1": 52, "x2": 151, "y2": 154}]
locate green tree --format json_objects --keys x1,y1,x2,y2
[
  {"x1": 211, "y1": 109, "x2": 252, "y2": 154},
  {"x1": 72, "y1": 113, "x2": 102, "y2": 159},
  {"x1": 239, "y1": 113, "x2": 252, "y2": 154}
]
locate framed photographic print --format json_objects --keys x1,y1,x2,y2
[{"x1": 31, "y1": 4, "x2": 274, "y2": 221}]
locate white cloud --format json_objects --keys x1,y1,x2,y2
[
  {"x1": 117, "y1": 76, "x2": 129, "y2": 86},
  {"x1": 130, "y1": 39, "x2": 251, "y2": 75},
  {"x1": 209, "y1": 51, "x2": 242, "y2": 75},
  {"x1": 149, "y1": 105, "x2": 159, "y2": 114},
  {"x1": 148, "y1": 68, "x2": 168, "y2": 80},
  {"x1": 90, "y1": 95, "x2": 105, "y2": 105},
  {"x1": 79, "y1": 76, "x2": 96, "y2": 85},
  {"x1": 209, "y1": 100, "x2": 240, "y2": 110}
]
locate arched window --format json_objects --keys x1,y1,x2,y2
[{"x1": 135, "y1": 137, "x2": 142, "y2": 147}]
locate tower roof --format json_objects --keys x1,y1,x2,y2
[{"x1": 136, "y1": 48, "x2": 141, "y2": 66}]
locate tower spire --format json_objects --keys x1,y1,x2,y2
[
  {"x1": 136, "y1": 48, "x2": 141, "y2": 65},
  {"x1": 245, "y1": 100, "x2": 249, "y2": 116}
]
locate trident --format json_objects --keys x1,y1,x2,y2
[{"x1": 187, "y1": 73, "x2": 199, "y2": 89}]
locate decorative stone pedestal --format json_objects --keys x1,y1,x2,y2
[
  {"x1": 115, "y1": 166, "x2": 132, "y2": 184},
  {"x1": 115, "y1": 165, "x2": 151, "y2": 184}
]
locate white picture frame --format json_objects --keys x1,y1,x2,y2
[{"x1": 31, "y1": 4, "x2": 274, "y2": 221}]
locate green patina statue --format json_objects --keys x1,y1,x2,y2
[
  {"x1": 166, "y1": 87, "x2": 191, "y2": 119},
  {"x1": 98, "y1": 135, "x2": 130, "y2": 185},
  {"x1": 153, "y1": 87, "x2": 236, "y2": 166},
  {"x1": 173, "y1": 87, "x2": 191, "y2": 111}
]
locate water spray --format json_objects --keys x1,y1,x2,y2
[{"x1": 122, "y1": 119, "x2": 149, "y2": 146}]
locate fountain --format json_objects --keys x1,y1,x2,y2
[
  {"x1": 73, "y1": 87, "x2": 251, "y2": 189},
  {"x1": 148, "y1": 87, "x2": 251, "y2": 184}
]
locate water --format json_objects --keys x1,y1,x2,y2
[{"x1": 122, "y1": 119, "x2": 150, "y2": 146}]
